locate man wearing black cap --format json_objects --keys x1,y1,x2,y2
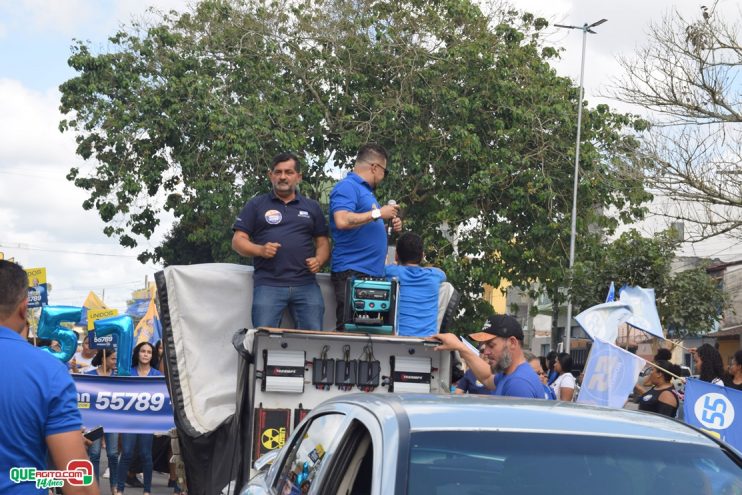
[{"x1": 433, "y1": 314, "x2": 543, "y2": 399}]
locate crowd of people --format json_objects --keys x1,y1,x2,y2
[{"x1": 3, "y1": 141, "x2": 742, "y2": 493}]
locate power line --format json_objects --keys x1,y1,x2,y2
[{"x1": 0, "y1": 242, "x2": 139, "y2": 258}]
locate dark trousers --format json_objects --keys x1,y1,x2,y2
[{"x1": 331, "y1": 270, "x2": 367, "y2": 330}]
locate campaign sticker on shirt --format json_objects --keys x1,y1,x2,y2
[
  {"x1": 298, "y1": 210, "x2": 310, "y2": 219},
  {"x1": 265, "y1": 210, "x2": 282, "y2": 224}
]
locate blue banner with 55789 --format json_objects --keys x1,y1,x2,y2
[{"x1": 72, "y1": 375, "x2": 175, "y2": 433}]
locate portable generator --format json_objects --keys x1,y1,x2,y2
[{"x1": 342, "y1": 276, "x2": 398, "y2": 334}]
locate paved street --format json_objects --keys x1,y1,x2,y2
[{"x1": 98, "y1": 455, "x2": 178, "y2": 495}]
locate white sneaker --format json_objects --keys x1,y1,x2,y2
[{"x1": 103, "y1": 468, "x2": 110, "y2": 479}]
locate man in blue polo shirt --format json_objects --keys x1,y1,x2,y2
[
  {"x1": 232, "y1": 152, "x2": 330, "y2": 330},
  {"x1": 0, "y1": 260, "x2": 98, "y2": 494},
  {"x1": 433, "y1": 314, "x2": 543, "y2": 399},
  {"x1": 329, "y1": 143, "x2": 402, "y2": 329}
]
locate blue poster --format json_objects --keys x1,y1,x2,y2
[
  {"x1": 72, "y1": 375, "x2": 175, "y2": 433},
  {"x1": 684, "y1": 378, "x2": 742, "y2": 452},
  {"x1": 87, "y1": 330, "x2": 118, "y2": 350},
  {"x1": 577, "y1": 338, "x2": 644, "y2": 409}
]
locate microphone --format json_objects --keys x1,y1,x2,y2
[{"x1": 387, "y1": 200, "x2": 397, "y2": 239}]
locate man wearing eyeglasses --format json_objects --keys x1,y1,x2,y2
[{"x1": 329, "y1": 143, "x2": 402, "y2": 330}]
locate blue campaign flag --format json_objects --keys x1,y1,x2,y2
[
  {"x1": 126, "y1": 298, "x2": 150, "y2": 318},
  {"x1": 684, "y1": 378, "x2": 742, "y2": 452},
  {"x1": 605, "y1": 282, "x2": 615, "y2": 303},
  {"x1": 577, "y1": 338, "x2": 645, "y2": 409},
  {"x1": 72, "y1": 375, "x2": 175, "y2": 433}
]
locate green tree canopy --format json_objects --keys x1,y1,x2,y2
[
  {"x1": 60, "y1": 0, "x2": 650, "y2": 331},
  {"x1": 572, "y1": 229, "x2": 726, "y2": 337}
]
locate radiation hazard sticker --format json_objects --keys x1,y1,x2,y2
[
  {"x1": 253, "y1": 408, "x2": 291, "y2": 460},
  {"x1": 261, "y1": 427, "x2": 287, "y2": 450}
]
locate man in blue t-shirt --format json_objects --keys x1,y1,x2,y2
[
  {"x1": 433, "y1": 314, "x2": 543, "y2": 399},
  {"x1": 0, "y1": 260, "x2": 98, "y2": 495},
  {"x1": 385, "y1": 232, "x2": 446, "y2": 337},
  {"x1": 233, "y1": 153, "x2": 330, "y2": 330},
  {"x1": 329, "y1": 143, "x2": 402, "y2": 329}
]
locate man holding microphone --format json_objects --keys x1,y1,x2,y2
[{"x1": 330, "y1": 143, "x2": 402, "y2": 330}]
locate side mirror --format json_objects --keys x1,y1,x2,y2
[{"x1": 254, "y1": 449, "x2": 280, "y2": 473}]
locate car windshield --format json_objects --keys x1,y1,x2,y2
[{"x1": 408, "y1": 431, "x2": 742, "y2": 495}]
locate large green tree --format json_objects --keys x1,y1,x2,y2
[{"x1": 60, "y1": 0, "x2": 650, "y2": 331}]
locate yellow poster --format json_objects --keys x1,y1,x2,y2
[
  {"x1": 88, "y1": 308, "x2": 119, "y2": 330},
  {"x1": 134, "y1": 298, "x2": 161, "y2": 345},
  {"x1": 25, "y1": 267, "x2": 46, "y2": 286}
]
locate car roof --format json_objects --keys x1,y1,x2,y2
[{"x1": 321, "y1": 393, "x2": 718, "y2": 448}]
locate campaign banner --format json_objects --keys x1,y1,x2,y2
[
  {"x1": 684, "y1": 378, "x2": 742, "y2": 452},
  {"x1": 577, "y1": 338, "x2": 644, "y2": 409},
  {"x1": 134, "y1": 297, "x2": 162, "y2": 345},
  {"x1": 87, "y1": 308, "x2": 119, "y2": 331},
  {"x1": 26, "y1": 267, "x2": 48, "y2": 308},
  {"x1": 73, "y1": 375, "x2": 175, "y2": 433},
  {"x1": 88, "y1": 330, "x2": 118, "y2": 350}
]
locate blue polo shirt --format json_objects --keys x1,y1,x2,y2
[
  {"x1": 0, "y1": 326, "x2": 82, "y2": 494},
  {"x1": 330, "y1": 173, "x2": 387, "y2": 276},
  {"x1": 456, "y1": 369, "x2": 495, "y2": 395},
  {"x1": 385, "y1": 265, "x2": 446, "y2": 337},
  {"x1": 233, "y1": 191, "x2": 328, "y2": 286},
  {"x1": 493, "y1": 361, "x2": 545, "y2": 399}
]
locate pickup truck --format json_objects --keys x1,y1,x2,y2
[{"x1": 154, "y1": 263, "x2": 460, "y2": 495}]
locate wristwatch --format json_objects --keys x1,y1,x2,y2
[{"x1": 371, "y1": 208, "x2": 381, "y2": 220}]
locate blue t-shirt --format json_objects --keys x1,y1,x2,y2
[
  {"x1": 0, "y1": 326, "x2": 82, "y2": 494},
  {"x1": 329, "y1": 173, "x2": 387, "y2": 276},
  {"x1": 493, "y1": 362, "x2": 545, "y2": 399},
  {"x1": 129, "y1": 366, "x2": 162, "y2": 377},
  {"x1": 233, "y1": 191, "x2": 328, "y2": 286},
  {"x1": 456, "y1": 369, "x2": 495, "y2": 395},
  {"x1": 385, "y1": 265, "x2": 446, "y2": 337}
]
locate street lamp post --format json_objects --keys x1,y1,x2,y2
[{"x1": 554, "y1": 19, "x2": 607, "y2": 353}]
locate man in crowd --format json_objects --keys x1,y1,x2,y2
[
  {"x1": 330, "y1": 143, "x2": 402, "y2": 329},
  {"x1": 233, "y1": 152, "x2": 330, "y2": 330},
  {"x1": 433, "y1": 314, "x2": 543, "y2": 398},
  {"x1": 0, "y1": 260, "x2": 99, "y2": 494},
  {"x1": 385, "y1": 232, "x2": 446, "y2": 336}
]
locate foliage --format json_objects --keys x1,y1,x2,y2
[
  {"x1": 60, "y1": 0, "x2": 651, "y2": 332},
  {"x1": 573, "y1": 229, "x2": 726, "y2": 337},
  {"x1": 614, "y1": 2, "x2": 742, "y2": 241}
]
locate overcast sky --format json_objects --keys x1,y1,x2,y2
[{"x1": 0, "y1": 0, "x2": 739, "y2": 311}]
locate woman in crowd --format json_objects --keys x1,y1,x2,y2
[
  {"x1": 637, "y1": 360, "x2": 681, "y2": 417},
  {"x1": 694, "y1": 343, "x2": 727, "y2": 385},
  {"x1": 84, "y1": 349, "x2": 119, "y2": 492},
  {"x1": 550, "y1": 352, "x2": 576, "y2": 401},
  {"x1": 729, "y1": 350, "x2": 742, "y2": 391},
  {"x1": 116, "y1": 342, "x2": 161, "y2": 495}
]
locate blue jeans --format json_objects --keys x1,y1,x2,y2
[
  {"x1": 117, "y1": 433, "x2": 153, "y2": 493},
  {"x1": 87, "y1": 432, "x2": 118, "y2": 488},
  {"x1": 252, "y1": 283, "x2": 325, "y2": 330}
]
